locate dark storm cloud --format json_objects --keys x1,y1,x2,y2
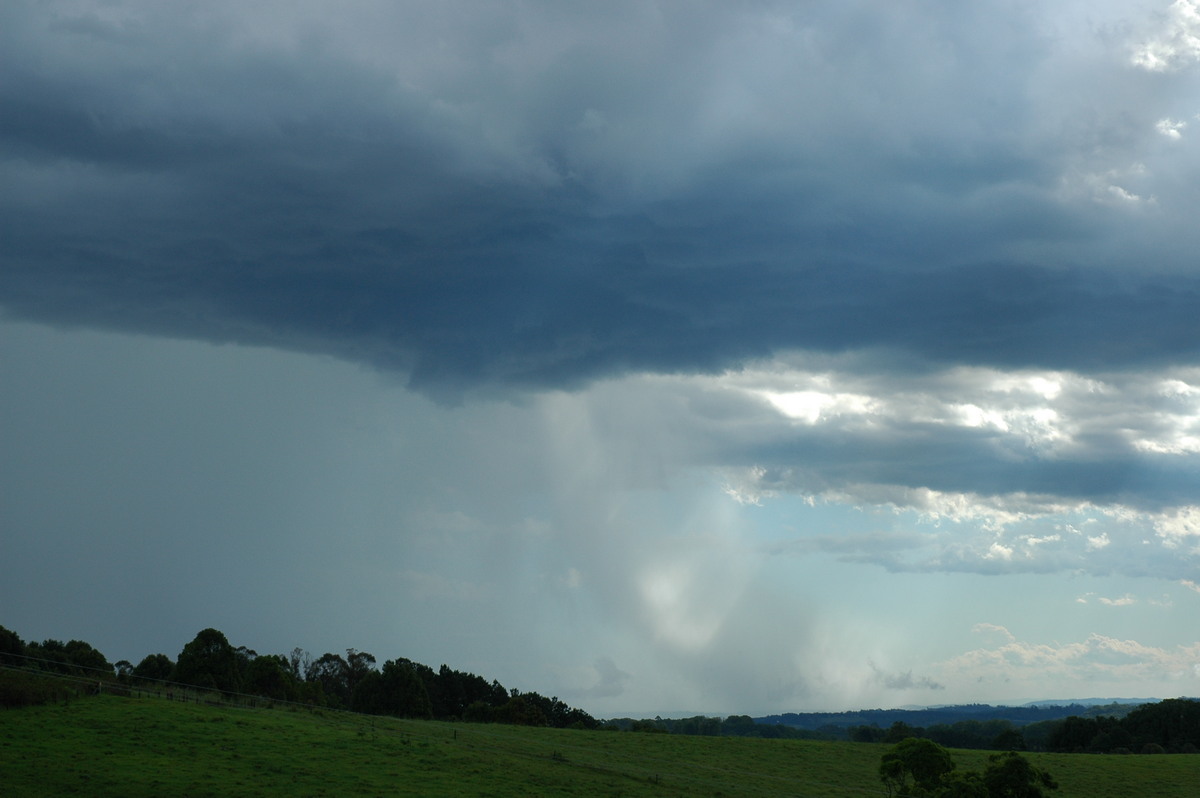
[
  {"x1": 6, "y1": 1, "x2": 1200, "y2": 398},
  {"x1": 734, "y1": 426, "x2": 1200, "y2": 510}
]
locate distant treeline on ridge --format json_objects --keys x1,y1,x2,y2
[
  {"x1": 758, "y1": 702, "x2": 1200, "y2": 754},
  {"x1": 759, "y1": 702, "x2": 1142, "y2": 731}
]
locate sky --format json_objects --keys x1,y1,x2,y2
[{"x1": 3, "y1": 0, "x2": 1200, "y2": 717}]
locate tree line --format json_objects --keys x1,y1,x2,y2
[
  {"x1": 759, "y1": 703, "x2": 1118, "y2": 732},
  {"x1": 848, "y1": 699, "x2": 1200, "y2": 755},
  {"x1": 605, "y1": 714, "x2": 832, "y2": 739},
  {"x1": 1041, "y1": 699, "x2": 1200, "y2": 754},
  {"x1": 850, "y1": 719, "x2": 1028, "y2": 751},
  {"x1": 0, "y1": 624, "x2": 598, "y2": 729}
]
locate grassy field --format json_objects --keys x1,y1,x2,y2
[{"x1": 2, "y1": 695, "x2": 1198, "y2": 797}]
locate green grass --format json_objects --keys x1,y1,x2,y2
[{"x1": 1, "y1": 695, "x2": 1197, "y2": 796}]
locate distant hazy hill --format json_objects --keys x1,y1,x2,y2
[
  {"x1": 755, "y1": 700, "x2": 1155, "y2": 731},
  {"x1": 1021, "y1": 698, "x2": 1158, "y2": 707}
]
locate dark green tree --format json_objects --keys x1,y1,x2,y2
[
  {"x1": 345, "y1": 649, "x2": 376, "y2": 698},
  {"x1": 879, "y1": 744, "x2": 1057, "y2": 798},
  {"x1": 0, "y1": 625, "x2": 25, "y2": 665},
  {"x1": 64, "y1": 639, "x2": 112, "y2": 674},
  {"x1": 307, "y1": 652, "x2": 350, "y2": 706},
  {"x1": 722, "y1": 715, "x2": 759, "y2": 736},
  {"x1": 879, "y1": 737, "x2": 955, "y2": 796},
  {"x1": 926, "y1": 719, "x2": 1020, "y2": 750},
  {"x1": 243, "y1": 654, "x2": 297, "y2": 701},
  {"x1": 851, "y1": 724, "x2": 887, "y2": 742},
  {"x1": 982, "y1": 751, "x2": 1058, "y2": 797},
  {"x1": 1122, "y1": 698, "x2": 1200, "y2": 752},
  {"x1": 234, "y1": 646, "x2": 258, "y2": 679},
  {"x1": 173, "y1": 628, "x2": 241, "y2": 692},
  {"x1": 938, "y1": 771, "x2": 988, "y2": 798},
  {"x1": 24, "y1": 639, "x2": 71, "y2": 672},
  {"x1": 114, "y1": 660, "x2": 134, "y2": 682},
  {"x1": 463, "y1": 700, "x2": 495, "y2": 723},
  {"x1": 427, "y1": 664, "x2": 459, "y2": 717},
  {"x1": 991, "y1": 729, "x2": 1026, "y2": 751},
  {"x1": 1046, "y1": 715, "x2": 1099, "y2": 752},
  {"x1": 19, "y1": 637, "x2": 110, "y2": 677},
  {"x1": 287, "y1": 647, "x2": 311, "y2": 680},
  {"x1": 884, "y1": 721, "x2": 928, "y2": 743},
  {"x1": 493, "y1": 694, "x2": 549, "y2": 727},
  {"x1": 132, "y1": 653, "x2": 174, "y2": 683},
  {"x1": 350, "y1": 658, "x2": 431, "y2": 718}
]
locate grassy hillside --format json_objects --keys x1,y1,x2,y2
[{"x1": 2, "y1": 694, "x2": 1197, "y2": 797}]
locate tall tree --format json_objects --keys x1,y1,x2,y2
[
  {"x1": 345, "y1": 649, "x2": 376, "y2": 698},
  {"x1": 173, "y1": 628, "x2": 241, "y2": 692},
  {"x1": 132, "y1": 653, "x2": 174, "y2": 683},
  {"x1": 0, "y1": 626, "x2": 25, "y2": 665},
  {"x1": 243, "y1": 654, "x2": 297, "y2": 701},
  {"x1": 113, "y1": 660, "x2": 134, "y2": 682},
  {"x1": 287, "y1": 647, "x2": 311, "y2": 680},
  {"x1": 350, "y1": 659, "x2": 431, "y2": 719},
  {"x1": 64, "y1": 640, "x2": 112, "y2": 674},
  {"x1": 307, "y1": 652, "x2": 350, "y2": 707}
]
